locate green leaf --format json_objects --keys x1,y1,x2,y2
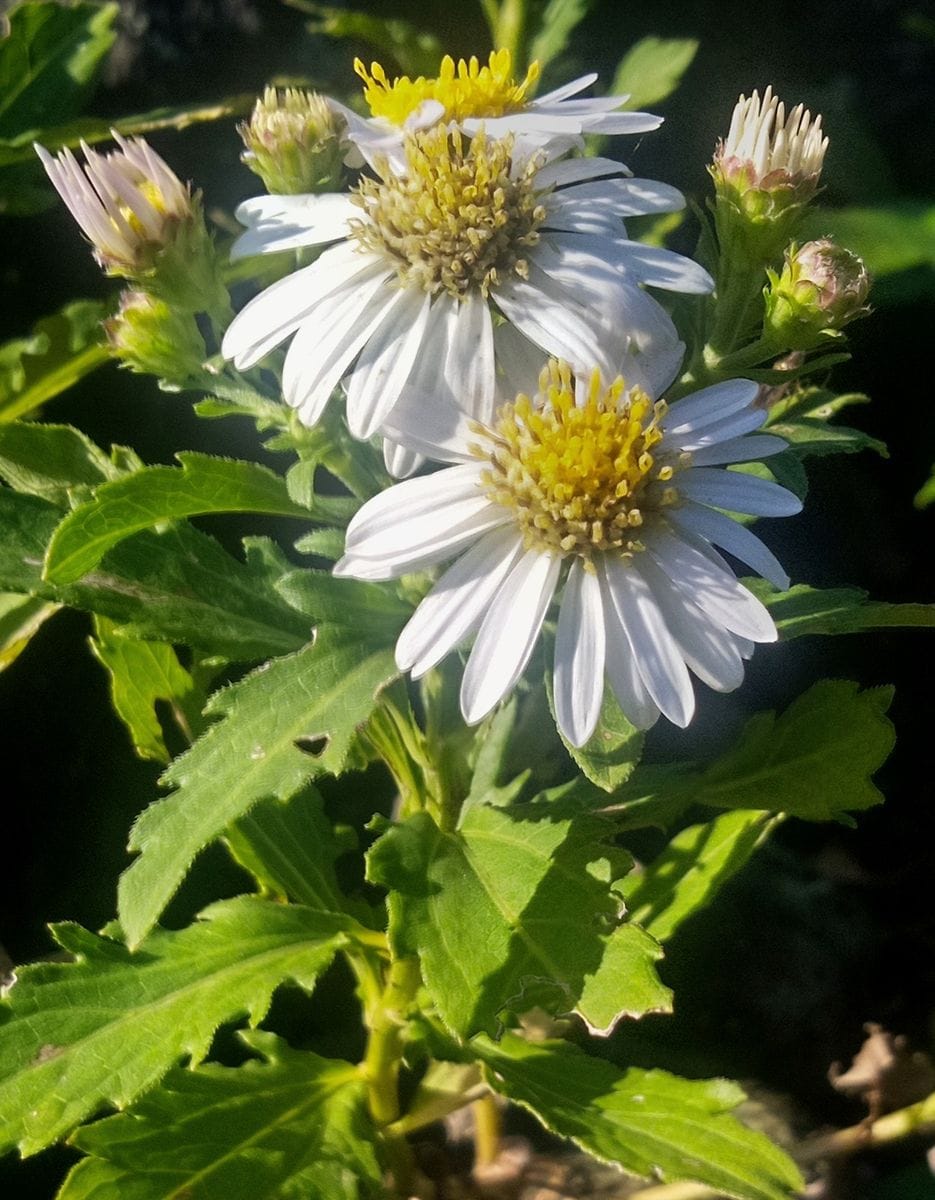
[
  {"x1": 89, "y1": 617, "x2": 201, "y2": 763},
  {"x1": 118, "y1": 626, "x2": 400, "y2": 947},
  {"x1": 58, "y1": 1031, "x2": 380, "y2": 1200},
  {"x1": 274, "y1": 567, "x2": 412, "y2": 637},
  {"x1": 225, "y1": 789, "x2": 350, "y2": 913},
  {"x1": 0, "y1": 301, "x2": 108, "y2": 420},
  {"x1": 0, "y1": 2, "x2": 117, "y2": 139},
  {"x1": 529, "y1": 0, "x2": 598, "y2": 70},
  {"x1": 915, "y1": 466, "x2": 935, "y2": 509},
  {"x1": 624, "y1": 810, "x2": 778, "y2": 943},
  {"x1": 475, "y1": 1034, "x2": 803, "y2": 1200},
  {"x1": 799, "y1": 203, "x2": 935, "y2": 276},
  {"x1": 367, "y1": 805, "x2": 669, "y2": 1037},
  {"x1": 770, "y1": 416, "x2": 887, "y2": 459},
  {"x1": 609, "y1": 36, "x2": 699, "y2": 111},
  {"x1": 0, "y1": 591, "x2": 59, "y2": 670},
  {"x1": 548, "y1": 670, "x2": 644, "y2": 793},
  {"x1": 44, "y1": 453, "x2": 314, "y2": 585},
  {"x1": 0, "y1": 488, "x2": 312, "y2": 659},
  {"x1": 0, "y1": 897, "x2": 352, "y2": 1157},
  {"x1": 296, "y1": 3, "x2": 443, "y2": 76},
  {"x1": 697, "y1": 680, "x2": 895, "y2": 821},
  {"x1": 0, "y1": 420, "x2": 118, "y2": 503},
  {"x1": 760, "y1": 582, "x2": 935, "y2": 637}
]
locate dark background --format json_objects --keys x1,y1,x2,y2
[{"x1": 1, "y1": 1, "x2": 933, "y2": 1195}]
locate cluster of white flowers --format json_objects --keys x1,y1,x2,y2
[{"x1": 40, "y1": 53, "x2": 804, "y2": 747}]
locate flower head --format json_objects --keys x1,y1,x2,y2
[
  {"x1": 336, "y1": 50, "x2": 663, "y2": 171},
  {"x1": 36, "y1": 134, "x2": 194, "y2": 275},
  {"x1": 335, "y1": 336, "x2": 800, "y2": 746},
  {"x1": 240, "y1": 87, "x2": 346, "y2": 195},
  {"x1": 222, "y1": 125, "x2": 709, "y2": 449},
  {"x1": 765, "y1": 238, "x2": 870, "y2": 348},
  {"x1": 105, "y1": 290, "x2": 206, "y2": 382}
]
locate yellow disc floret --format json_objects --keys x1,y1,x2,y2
[
  {"x1": 351, "y1": 125, "x2": 546, "y2": 298},
  {"x1": 478, "y1": 361, "x2": 686, "y2": 561},
  {"x1": 355, "y1": 49, "x2": 540, "y2": 126}
]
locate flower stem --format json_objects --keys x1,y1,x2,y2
[{"x1": 472, "y1": 1092, "x2": 502, "y2": 1168}]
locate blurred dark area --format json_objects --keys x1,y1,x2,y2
[{"x1": 1, "y1": 1, "x2": 933, "y2": 1196}]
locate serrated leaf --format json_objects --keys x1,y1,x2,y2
[
  {"x1": 0, "y1": 488, "x2": 312, "y2": 659},
  {"x1": 475, "y1": 1033, "x2": 803, "y2": 1200},
  {"x1": 548, "y1": 669, "x2": 644, "y2": 793},
  {"x1": 0, "y1": 301, "x2": 108, "y2": 420},
  {"x1": 119, "y1": 624, "x2": 400, "y2": 947},
  {"x1": 0, "y1": 591, "x2": 59, "y2": 670},
  {"x1": 0, "y1": 2, "x2": 117, "y2": 138},
  {"x1": 624, "y1": 810, "x2": 778, "y2": 943},
  {"x1": 698, "y1": 680, "x2": 895, "y2": 821},
  {"x1": 225, "y1": 789, "x2": 350, "y2": 913},
  {"x1": 0, "y1": 898, "x2": 352, "y2": 1157},
  {"x1": 89, "y1": 617, "x2": 201, "y2": 763},
  {"x1": 57, "y1": 1030, "x2": 380, "y2": 1200},
  {"x1": 367, "y1": 805, "x2": 669, "y2": 1037},
  {"x1": 275, "y1": 567, "x2": 412, "y2": 636},
  {"x1": 609, "y1": 36, "x2": 699, "y2": 111},
  {"x1": 529, "y1": 0, "x2": 598, "y2": 70},
  {"x1": 44, "y1": 453, "x2": 313, "y2": 585},
  {"x1": 759, "y1": 582, "x2": 935, "y2": 637},
  {"x1": 0, "y1": 420, "x2": 117, "y2": 503},
  {"x1": 297, "y1": 3, "x2": 442, "y2": 76}
]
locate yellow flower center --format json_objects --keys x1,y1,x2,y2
[
  {"x1": 350, "y1": 125, "x2": 546, "y2": 299},
  {"x1": 477, "y1": 361, "x2": 685, "y2": 560},
  {"x1": 355, "y1": 49, "x2": 540, "y2": 126}
]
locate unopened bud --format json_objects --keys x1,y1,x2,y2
[
  {"x1": 765, "y1": 239, "x2": 870, "y2": 349},
  {"x1": 711, "y1": 87, "x2": 827, "y2": 244},
  {"x1": 105, "y1": 291, "x2": 206, "y2": 383},
  {"x1": 239, "y1": 87, "x2": 346, "y2": 194},
  {"x1": 36, "y1": 135, "x2": 227, "y2": 315}
]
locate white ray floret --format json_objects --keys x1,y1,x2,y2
[{"x1": 336, "y1": 336, "x2": 799, "y2": 747}]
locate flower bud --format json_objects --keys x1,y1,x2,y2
[
  {"x1": 764, "y1": 239, "x2": 870, "y2": 349},
  {"x1": 105, "y1": 290, "x2": 206, "y2": 383},
  {"x1": 36, "y1": 135, "x2": 228, "y2": 315},
  {"x1": 239, "y1": 87, "x2": 346, "y2": 194},
  {"x1": 710, "y1": 87, "x2": 827, "y2": 246}
]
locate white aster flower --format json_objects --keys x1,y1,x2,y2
[
  {"x1": 35, "y1": 134, "x2": 193, "y2": 275},
  {"x1": 337, "y1": 50, "x2": 663, "y2": 169},
  {"x1": 335, "y1": 355, "x2": 800, "y2": 747},
  {"x1": 222, "y1": 124, "x2": 711, "y2": 447},
  {"x1": 713, "y1": 85, "x2": 827, "y2": 196}
]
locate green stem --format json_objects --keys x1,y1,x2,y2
[
  {"x1": 495, "y1": 0, "x2": 527, "y2": 63},
  {"x1": 478, "y1": 0, "x2": 500, "y2": 43},
  {"x1": 472, "y1": 1092, "x2": 502, "y2": 1168}
]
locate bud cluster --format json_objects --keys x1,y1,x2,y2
[
  {"x1": 765, "y1": 239, "x2": 870, "y2": 349},
  {"x1": 239, "y1": 88, "x2": 347, "y2": 195}
]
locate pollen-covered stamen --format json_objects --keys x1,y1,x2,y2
[
  {"x1": 351, "y1": 126, "x2": 546, "y2": 298},
  {"x1": 355, "y1": 49, "x2": 540, "y2": 126},
  {"x1": 477, "y1": 361, "x2": 686, "y2": 560}
]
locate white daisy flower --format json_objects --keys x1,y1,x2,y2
[
  {"x1": 221, "y1": 124, "x2": 711, "y2": 446},
  {"x1": 335, "y1": 354, "x2": 800, "y2": 747},
  {"x1": 337, "y1": 50, "x2": 663, "y2": 169}
]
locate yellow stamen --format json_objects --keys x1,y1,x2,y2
[
  {"x1": 355, "y1": 49, "x2": 540, "y2": 126},
  {"x1": 477, "y1": 361, "x2": 685, "y2": 560}
]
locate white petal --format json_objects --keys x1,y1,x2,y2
[
  {"x1": 231, "y1": 194, "x2": 358, "y2": 257},
  {"x1": 663, "y1": 379, "x2": 760, "y2": 432},
  {"x1": 554, "y1": 178, "x2": 685, "y2": 217},
  {"x1": 345, "y1": 289, "x2": 431, "y2": 438},
  {"x1": 396, "y1": 526, "x2": 525, "y2": 677},
  {"x1": 221, "y1": 244, "x2": 383, "y2": 369},
  {"x1": 663, "y1": 406, "x2": 768, "y2": 452},
  {"x1": 599, "y1": 567, "x2": 660, "y2": 730},
  {"x1": 493, "y1": 264, "x2": 605, "y2": 372},
  {"x1": 668, "y1": 502, "x2": 790, "y2": 591},
  {"x1": 690, "y1": 434, "x2": 787, "y2": 466},
  {"x1": 637, "y1": 555, "x2": 745, "y2": 693},
  {"x1": 611, "y1": 241, "x2": 714, "y2": 293},
  {"x1": 446, "y1": 291, "x2": 496, "y2": 423},
  {"x1": 602, "y1": 555, "x2": 695, "y2": 727},
  {"x1": 535, "y1": 156, "x2": 632, "y2": 188},
  {"x1": 461, "y1": 550, "x2": 561, "y2": 724},
  {"x1": 647, "y1": 528, "x2": 777, "y2": 643},
  {"x1": 383, "y1": 438, "x2": 424, "y2": 479},
  {"x1": 492, "y1": 321, "x2": 550, "y2": 399},
  {"x1": 533, "y1": 74, "x2": 599, "y2": 105},
  {"x1": 554, "y1": 560, "x2": 607, "y2": 747},
  {"x1": 577, "y1": 111, "x2": 663, "y2": 135},
  {"x1": 679, "y1": 467, "x2": 803, "y2": 516}
]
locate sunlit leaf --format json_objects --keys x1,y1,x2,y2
[
  {"x1": 0, "y1": 898, "x2": 353, "y2": 1156},
  {"x1": 529, "y1": 0, "x2": 599, "y2": 71},
  {"x1": 0, "y1": 592, "x2": 59, "y2": 671},
  {"x1": 475, "y1": 1033, "x2": 804, "y2": 1200},
  {"x1": 760, "y1": 582, "x2": 935, "y2": 637},
  {"x1": 0, "y1": 302, "x2": 108, "y2": 421},
  {"x1": 292, "y1": 2, "x2": 443, "y2": 77},
  {"x1": 799, "y1": 203, "x2": 935, "y2": 276},
  {"x1": 609, "y1": 36, "x2": 699, "y2": 111}
]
